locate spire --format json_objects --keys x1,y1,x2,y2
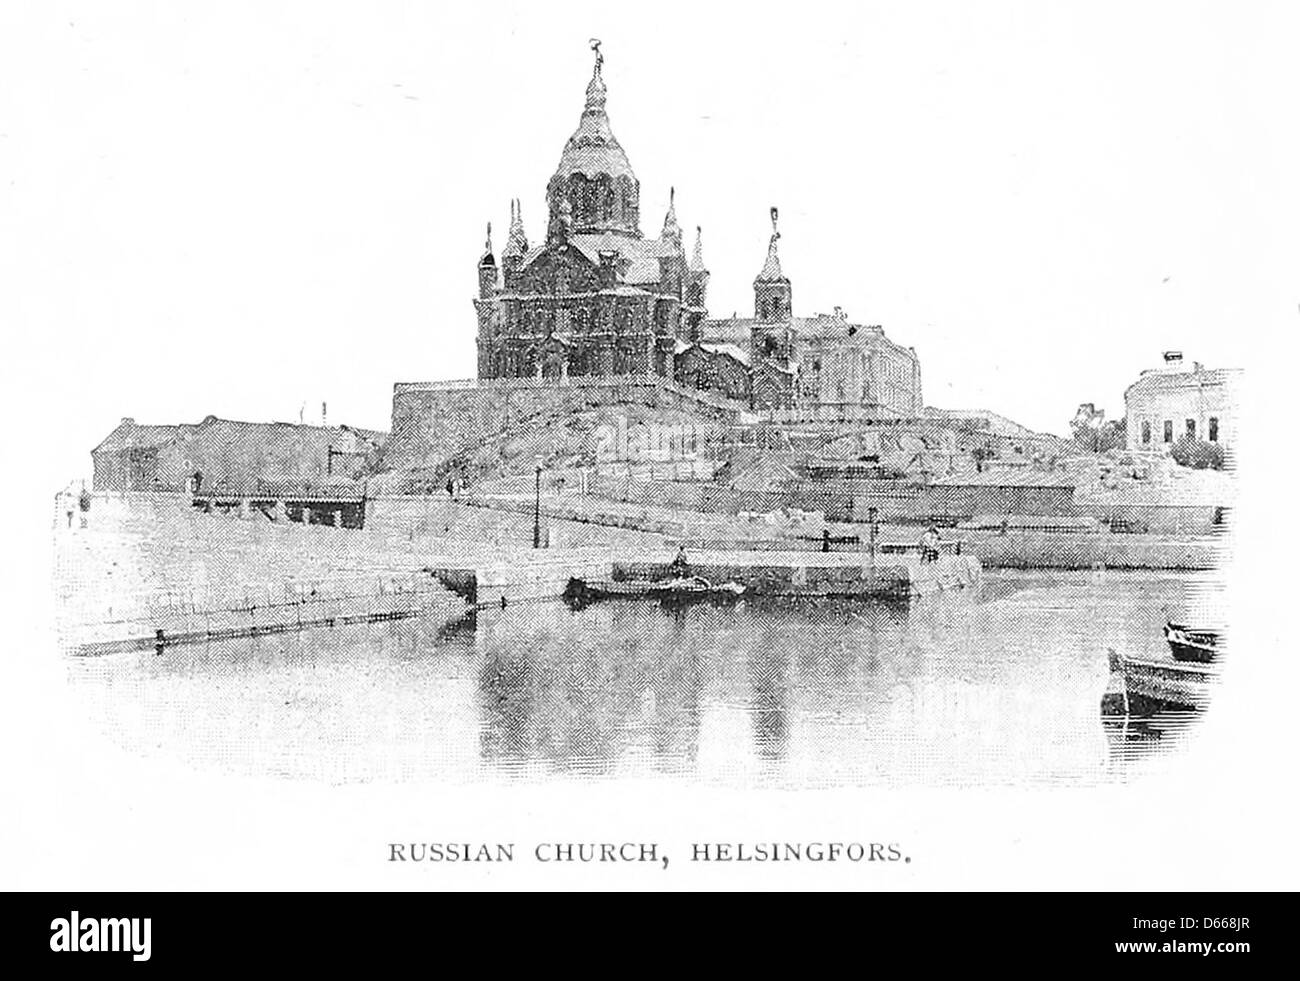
[
  {"x1": 585, "y1": 38, "x2": 606, "y2": 112},
  {"x1": 477, "y1": 220, "x2": 498, "y2": 298},
  {"x1": 661, "y1": 187, "x2": 681, "y2": 246},
  {"x1": 504, "y1": 198, "x2": 528, "y2": 258},
  {"x1": 756, "y1": 206, "x2": 785, "y2": 282},
  {"x1": 689, "y1": 225, "x2": 706, "y2": 272}
]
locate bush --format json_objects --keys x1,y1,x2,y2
[{"x1": 1170, "y1": 436, "x2": 1224, "y2": 470}]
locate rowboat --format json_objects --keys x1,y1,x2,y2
[
  {"x1": 1163, "y1": 621, "x2": 1221, "y2": 663},
  {"x1": 565, "y1": 575, "x2": 748, "y2": 604},
  {"x1": 1105, "y1": 647, "x2": 1220, "y2": 714}
]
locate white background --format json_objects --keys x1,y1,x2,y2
[{"x1": 1, "y1": 0, "x2": 1296, "y2": 890}]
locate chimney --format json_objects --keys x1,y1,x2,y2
[{"x1": 1162, "y1": 351, "x2": 1184, "y2": 371}]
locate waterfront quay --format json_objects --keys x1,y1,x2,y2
[
  {"x1": 55, "y1": 491, "x2": 981, "y2": 654},
  {"x1": 55, "y1": 481, "x2": 1227, "y2": 656}
]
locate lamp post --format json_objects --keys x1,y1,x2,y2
[{"x1": 533, "y1": 463, "x2": 542, "y2": 549}]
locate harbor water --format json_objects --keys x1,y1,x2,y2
[{"x1": 65, "y1": 569, "x2": 1226, "y2": 788}]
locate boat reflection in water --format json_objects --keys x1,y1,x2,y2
[{"x1": 66, "y1": 570, "x2": 1224, "y2": 787}]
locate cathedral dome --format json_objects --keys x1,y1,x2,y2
[
  {"x1": 555, "y1": 67, "x2": 635, "y2": 181},
  {"x1": 547, "y1": 43, "x2": 641, "y2": 238}
]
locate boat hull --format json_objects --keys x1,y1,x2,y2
[
  {"x1": 1164, "y1": 622, "x2": 1221, "y2": 663},
  {"x1": 1117, "y1": 652, "x2": 1220, "y2": 712},
  {"x1": 564, "y1": 577, "x2": 746, "y2": 606}
]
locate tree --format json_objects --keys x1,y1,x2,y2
[
  {"x1": 1070, "y1": 403, "x2": 1125, "y2": 453},
  {"x1": 1096, "y1": 418, "x2": 1126, "y2": 453}
]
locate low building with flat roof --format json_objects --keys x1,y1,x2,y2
[{"x1": 1124, "y1": 352, "x2": 1241, "y2": 452}]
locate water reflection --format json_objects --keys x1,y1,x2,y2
[{"x1": 65, "y1": 570, "x2": 1223, "y2": 786}]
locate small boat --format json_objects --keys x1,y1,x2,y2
[
  {"x1": 1106, "y1": 647, "x2": 1221, "y2": 714},
  {"x1": 565, "y1": 575, "x2": 748, "y2": 604},
  {"x1": 651, "y1": 575, "x2": 748, "y2": 598},
  {"x1": 1163, "y1": 621, "x2": 1221, "y2": 663}
]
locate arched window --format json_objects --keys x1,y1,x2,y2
[
  {"x1": 576, "y1": 176, "x2": 592, "y2": 223},
  {"x1": 594, "y1": 175, "x2": 612, "y2": 222},
  {"x1": 1141, "y1": 421, "x2": 1151, "y2": 444}
]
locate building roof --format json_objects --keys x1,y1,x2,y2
[
  {"x1": 93, "y1": 416, "x2": 386, "y2": 455},
  {"x1": 92, "y1": 419, "x2": 199, "y2": 454},
  {"x1": 519, "y1": 230, "x2": 679, "y2": 286},
  {"x1": 700, "y1": 342, "x2": 751, "y2": 366},
  {"x1": 698, "y1": 314, "x2": 917, "y2": 364},
  {"x1": 701, "y1": 315, "x2": 761, "y2": 336},
  {"x1": 1124, "y1": 366, "x2": 1242, "y2": 399}
]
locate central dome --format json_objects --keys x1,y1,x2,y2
[{"x1": 547, "y1": 48, "x2": 641, "y2": 238}]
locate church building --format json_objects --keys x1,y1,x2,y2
[{"x1": 473, "y1": 42, "x2": 923, "y2": 418}]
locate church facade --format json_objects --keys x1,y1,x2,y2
[{"x1": 473, "y1": 43, "x2": 922, "y2": 418}]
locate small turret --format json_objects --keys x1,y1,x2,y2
[
  {"x1": 478, "y1": 222, "x2": 498, "y2": 299},
  {"x1": 684, "y1": 225, "x2": 709, "y2": 341},
  {"x1": 753, "y1": 206, "x2": 792, "y2": 321},
  {"x1": 661, "y1": 187, "x2": 682, "y2": 249},
  {"x1": 689, "y1": 225, "x2": 707, "y2": 274},
  {"x1": 502, "y1": 198, "x2": 528, "y2": 284}
]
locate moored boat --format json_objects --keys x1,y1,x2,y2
[
  {"x1": 1106, "y1": 647, "x2": 1221, "y2": 713},
  {"x1": 565, "y1": 575, "x2": 748, "y2": 604},
  {"x1": 1163, "y1": 621, "x2": 1221, "y2": 663}
]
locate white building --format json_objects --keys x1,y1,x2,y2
[{"x1": 1124, "y1": 352, "x2": 1241, "y2": 451}]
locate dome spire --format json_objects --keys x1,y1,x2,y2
[
  {"x1": 756, "y1": 206, "x2": 786, "y2": 282},
  {"x1": 479, "y1": 221, "x2": 495, "y2": 266},
  {"x1": 504, "y1": 198, "x2": 528, "y2": 257},
  {"x1": 585, "y1": 38, "x2": 606, "y2": 112},
  {"x1": 690, "y1": 225, "x2": 706, "y2": 272},
  {"x1": 661, "y1": 186, "x2": 681, "y2": 246}
]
